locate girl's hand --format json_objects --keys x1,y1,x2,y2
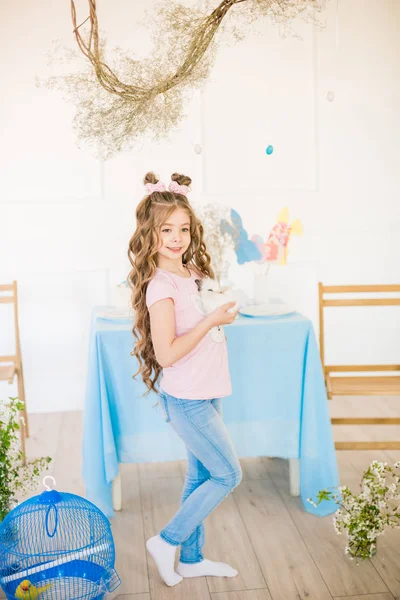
[{"x1": 207, "y1": 302, "x2": 238, "y2": 327}]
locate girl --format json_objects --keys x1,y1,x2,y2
[{"x1": 128, "y1": 171, "x2": 242, "y2": 587}]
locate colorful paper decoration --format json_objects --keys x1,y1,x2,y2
[
  {"x1": 253, "y1": 207, "x2": 303, "y2": 266},
  {"x1": 220, "y1": 209, "x2": 261, "y2": 265}
]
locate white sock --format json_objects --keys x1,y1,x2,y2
[
  {"x1": 176, "y1": 558, "x2": 238, "y2": 578},
  {"x1": 146, "y1": 535, "x2": 183, "y2": 587}
]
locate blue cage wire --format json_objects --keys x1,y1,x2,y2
[{"x1": 0, "y1": 477, "x2": 121, "y2": 600}]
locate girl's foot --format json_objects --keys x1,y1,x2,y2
[
  {"x1": 146, "y1": 535, "x2": 183, "y2": 587},
  {"x1": 177, "y1": 558, "x2": 238, "y2": 578}
]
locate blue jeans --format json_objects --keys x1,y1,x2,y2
[{"x1": 157, "y1": 390, "x2": 242, "y2": 564}]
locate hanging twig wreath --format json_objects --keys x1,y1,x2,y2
[{"x1": 44, "y1": 0, "x2": 325, "y2": 158}]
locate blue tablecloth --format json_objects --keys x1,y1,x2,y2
[{"x1": 82, "y1": 307, "x2": 339, "y2": 518}]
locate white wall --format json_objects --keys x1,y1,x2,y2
[{"x1": 1, "y1": 0, "x2": 399, "y2": 412}]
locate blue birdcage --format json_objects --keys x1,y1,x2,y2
[{"x1": 0, "y1": 477, "x2": 121, "y2": 600}]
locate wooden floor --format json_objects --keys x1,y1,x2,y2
[{"x1": 16, "y1": 395, "x2": 400, "y2": 600}]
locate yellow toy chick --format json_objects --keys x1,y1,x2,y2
[{"x1": 15, "y1": 579, "x2": 52, "y2": 599}]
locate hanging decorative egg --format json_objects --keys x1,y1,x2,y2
[
  {"x1": 266, "y1": 145, "x2": 274, "y2": 155},
  {"x1": 326, "y1": 91, "x2": 335, "y2": 102}
]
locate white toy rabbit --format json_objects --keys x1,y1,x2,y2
[{"x1": 194, "y1": 276, "x2": 247, "y2": 316}]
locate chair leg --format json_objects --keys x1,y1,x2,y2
[
  {"x1": 112, "y1": 472, "x2": 122, "y2": 511},
  {"x1": 325, "y1": 373, "x2": 333, "y2": 400},
  {"x1": 16, "y1": 367, "x2": 28, "y2": 466},
  {"x1": 16, "y1": 365, "x2": 29, "y2": 438}
]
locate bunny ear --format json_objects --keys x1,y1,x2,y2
[
  {"x1": 220, "y1": 219, "x2": 234, "y2": 237},
  {"x1": 277, "y1": 207, "x2": 289, "y2": 224},
  {"x1": 290, "y1": 219, "x2": 303, "y2": 236},
  {"x1": 230, "y1": 209, "x2": 243, "y2": 229}
]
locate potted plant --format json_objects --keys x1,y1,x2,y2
[
  {"x1": 0, "y1": 397, "x2": 52, "y2": 523},
  {"x1": 307, "y1": 460, "x2": 400, "y2": 565}
]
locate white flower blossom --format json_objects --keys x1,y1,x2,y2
[
  {"x1": 195, "y1": 203, "x2": 236, "y2": 283},
  {"x1": 1, "y1": 397, "x2": 52, "y2": 520},
  {"x1": 311, "y1": 458, "x2": 400, "y2": 563}
]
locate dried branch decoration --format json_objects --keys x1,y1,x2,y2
[{"x1": 45, "y1": 0, "x2": 325, "y2": 158}]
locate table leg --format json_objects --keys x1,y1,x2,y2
[
  {"x1": 289, "y1": 458, "x2": 300, "y2": 496},
  {"x1": 112, "y1": 471, "x2": 122, "y2": 511}
]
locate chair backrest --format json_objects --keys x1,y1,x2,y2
[
  {"x1": 0, "y1": 281, "x2": 21, "y2": 368},
  {"x1": 318, "y1": 283, "x2": 400, "y2": 371}
]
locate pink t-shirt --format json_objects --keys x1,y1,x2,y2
[{"x1": 146, "y1": 266, "x2": 232, "y2": 400}]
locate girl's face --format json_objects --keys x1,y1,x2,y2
[{"x1": 157, "y1": 208, "x2": 191, "y2": 262}]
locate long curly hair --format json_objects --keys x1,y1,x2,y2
[{"x1": 128, "y1": 171, "x2": 215, "y2": 396}]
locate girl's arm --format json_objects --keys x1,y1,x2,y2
[{"x1": 149, "y1": 298, "x2": 236, "y2": 368}]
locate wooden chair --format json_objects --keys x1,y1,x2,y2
[
  {"x1": 318, "y1": 283, "x2": 400, "y2": 450},
  {"x1": 0, "y1": 281, "x2": 29, "y2": 458}
]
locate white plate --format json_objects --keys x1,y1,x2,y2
[{"x1": 239, "y1": 303, "x2": 296, "y2": 317}]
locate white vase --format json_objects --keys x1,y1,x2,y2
[{"x1": 216, "y1": 268, "x2": 231, "y2": 289}]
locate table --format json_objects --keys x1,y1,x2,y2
[{"x1": 83, "y1": 307, "x2": 339, "y2": 518}]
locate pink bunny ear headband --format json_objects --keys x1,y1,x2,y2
[{"x1": 144, "y1": 180, "x2": 191, "y2": 195}]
